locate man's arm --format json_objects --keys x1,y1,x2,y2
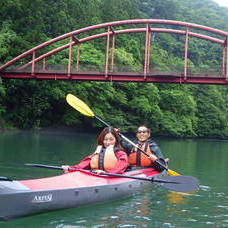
[{"x1": 150, "y1": 142, "x2": 164, "y2": 159}]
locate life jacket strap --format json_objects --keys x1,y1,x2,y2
[{"x1": 98, "y1": 148, "x2": 105, "y2": 170}]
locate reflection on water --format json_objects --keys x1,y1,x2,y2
[
  {"x1": 166, "y1": 192, "x2": 188, "y2": 204},
  {"x1": 0, "y1": 131, "x2": 228, "y2": 227}
]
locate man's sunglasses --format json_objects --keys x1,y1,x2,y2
[{"x1": 137, "y1": 130, "x2": 148, "y2": 134}]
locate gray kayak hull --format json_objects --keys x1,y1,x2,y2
[{"x1": 0, "y1": 168, "x2": 160, "y2": 221}]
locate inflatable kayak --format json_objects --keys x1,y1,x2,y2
[
  {"x1": 0, "y1": 165, "x2": 199, "y2": 221},
  {"x1": 0, "y1": 167, "x2": 162, "y2": 221}
]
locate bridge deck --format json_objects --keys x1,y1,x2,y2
[{"x1": 1, "y1": 71, "x2": 227, "y2": 84}]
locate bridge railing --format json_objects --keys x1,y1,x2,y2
[{"x1": 1, "y1": 63, "x2": 221, "y2": 77}]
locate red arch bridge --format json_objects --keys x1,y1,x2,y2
[{"x1": 1, "y1": 19, "x2": 228, "y2": 84}]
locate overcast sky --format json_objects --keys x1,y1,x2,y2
[{"x1": 212, "y1": 0, "x2": 228, "y2": 7}]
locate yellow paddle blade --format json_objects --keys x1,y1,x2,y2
[
  {"x1": 66, "y1": 94, "x2": 95, "y2": 117},
  {"x1": 167, "y1": 169, "x2": 181, "y2": 176}
]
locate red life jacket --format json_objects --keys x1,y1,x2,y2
[{"x1": 128, "y1": 142, "x2": 153, "y2": 167}]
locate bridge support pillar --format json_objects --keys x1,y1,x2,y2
[
  {"x1": 225, "y1": 37, "x2": 228, "y2": 81},
  {"x1": 184, "y1": 28, "x2": 189, "y2": 81},
  {"x1": 75, "y1": 44, "x2": 80, "y2": 72},
  {"x1": 68, "y1": 36, "x2": 73, "y2": 77},
  {"x1": 110, "y1": 34, "x2": 116, "y2": 73},
  {"x1": 105, "y1": 26, "x2": 111, "y2": 77},
  {"x1": 144, "y1": 24, "x2": 151, "y2": 79},
  {"x1": 31, "y1": 51, "x2": 36, "y2": 76},
  {"x1": 42, "y1": 57, "x2": 46, "y2": 71}
]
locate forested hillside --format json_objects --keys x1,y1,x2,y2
[{"x1": 1, "y1": 0, "x2": 228, "y2": 138}]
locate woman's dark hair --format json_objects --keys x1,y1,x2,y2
[{"x1": 97, "y1": 127, "x2": 122, "y2": 149}]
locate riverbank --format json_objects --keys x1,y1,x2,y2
[{"x1": 1, "y1": 126, "x2": 228, "y2": 141}]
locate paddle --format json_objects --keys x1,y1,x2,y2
[
  {"x1": 97, "y1": 172, "x2": 199, "y2": 193},
  {"x1": 66, "y1": 93, "x2": 180, "y2": 176},
  {"x1": 24, "y1": 163, "x2": 199, "y2": 192},
  {"x1": 24, "y1": 163, "x2": 64, "y2": 170},
  {"x1": 0, "y1": 176, "x2": 12, "y2": 181}
]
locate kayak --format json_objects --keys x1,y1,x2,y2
[{"x1": 0, "y1": 167, "x2": 161, "y2": 221}]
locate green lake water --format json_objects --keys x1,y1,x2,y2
[{"x1": 0, "y1": 130, "x2": 227, "y2": 227}]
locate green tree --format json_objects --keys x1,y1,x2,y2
[
  {"x1": 192, "y1": 85, "x2": 228, "y2": 138},
  {"x1": 0, "y1": 22, "x2": 17, "y2": 63},
  {"x1": 159, "y1": 89, "x2": 197, "y2": 137}
]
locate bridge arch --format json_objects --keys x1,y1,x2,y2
[{"x1": 0, "y1": 19, "x2": 228, "y2": 84}]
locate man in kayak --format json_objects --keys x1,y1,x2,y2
[
  {"x1": 62, "y1": 127, "x2": 128, "y2": 174},
  {"x1": 120, "y1": 125, "x2": 168, "y2": 172}
]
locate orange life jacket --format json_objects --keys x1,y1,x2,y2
[
  {"x1": 90, "y1": 145, "x2": 118, "y2": 171},
  {"x1": 128, "y1": 142, "x2": 153, "y2": 167}
]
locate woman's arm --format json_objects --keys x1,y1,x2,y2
[{"x1": 68, "y1": 155, "x2": 92, "y2": 172}]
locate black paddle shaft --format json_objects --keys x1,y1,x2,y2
[
  {"x1": 24, "y1": 163, "x2": 199, "y2": 192},
  {"x1": 24, "y1": 163, "x2": 63, "y2": 170},
  {"x1": 24, "y1": 163, "x2": 77, "y2": 171}
]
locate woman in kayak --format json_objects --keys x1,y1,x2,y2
[
  {"x1": 62, "y1": 127, "x2": 128, "y2": 174},
  {"x1": 120, "y1": 125, "x2": 168, "y2": 172}
]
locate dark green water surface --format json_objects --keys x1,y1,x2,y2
[{"x1": 0, "y1": 130, "x2": 227, "y2": 227}]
